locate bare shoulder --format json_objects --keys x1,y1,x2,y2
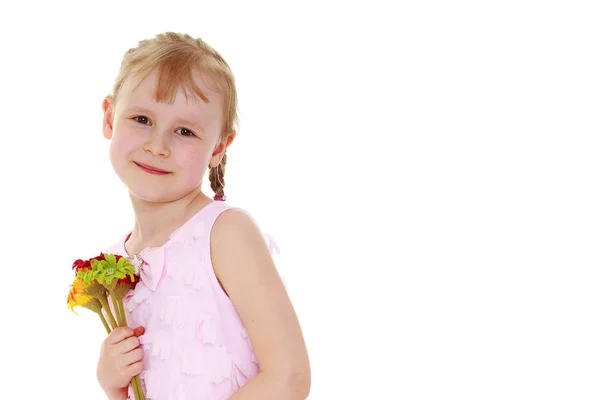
[
  {"x1": 211, "y1": 208, "x2": 263, "y2": 246},
  {"x1": 210, "y1": 207, "x2": 280, "y2": 297}
]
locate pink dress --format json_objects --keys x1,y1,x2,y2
[{"x1": 104, "y1": 201, "x2": 266, "y2": 400}]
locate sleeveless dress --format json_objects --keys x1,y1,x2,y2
[{"x1": 104, "y1": 201, "x2": 274, "y2": 400}]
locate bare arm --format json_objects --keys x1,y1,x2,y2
[{"x1": 211, "y1": 209, "x2": 311, "y2": 399}]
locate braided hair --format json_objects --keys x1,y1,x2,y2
[{"x1": 209, "y1": 153, "x2": 227, "y2": 201}]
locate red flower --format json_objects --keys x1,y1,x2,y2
[
  {"x1": 116, "y1": 273, "x2": 140, "y2": 286},
  {"x1": 72, "y1": 259, "x2": 91, "y2": 273},
  {"x1": 93, "y1": 253, "x2": 123, "y2": 262}
]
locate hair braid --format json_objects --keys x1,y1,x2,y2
[{"x1": 209, "y1": 153, "x2": 227, "y2": 200}]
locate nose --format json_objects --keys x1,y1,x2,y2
[{"x1": 143, "y1": 128, "x2": 170, "y2": 157}]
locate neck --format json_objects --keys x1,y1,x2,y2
[{"x1": 127, "y1": 187, "x2": 211, "y2": 248}]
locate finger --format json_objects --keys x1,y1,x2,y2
[
  {"x1": 106, "y1": 327, "x2": 134, "y2": 344},
  {"x1": 122, "y1": 347, "x2": 144, "y2": 366},
  {"x1": 116, "y1": 336, "x2": 140, "y2": 354},
  {"x1": 133, "y1": 326, "x2": 145, "y2": 337},
  {"x1": 126, "y1": 360, "x2": 144, "y2": 377}
]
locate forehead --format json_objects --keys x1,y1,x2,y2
[{"x1": 119, "y1": 69, "x2": 224, "y2": 118}]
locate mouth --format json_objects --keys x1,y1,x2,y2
[{"x1": 134, "y1": 162, "x2": 171, "y2": 175}]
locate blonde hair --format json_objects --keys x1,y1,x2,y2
[{"x1": 111, "y1": 32, "x2": 237, "y2": 200}]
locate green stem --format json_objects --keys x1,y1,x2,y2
[
  {"x1": 118, "y1": 294, "x2": 128, "y2": 327},
  {"x1": 97, "y1": 311, "x2": 111, "y2": 334},
  {"x1": 110, "y1": 293, "x2": 125, "y2": 327},
  {"x1": 118, "y1": 299, "x2": 126, "y2": 327},
  {"x1": 130, "y1": 379, "x2": 138, "y2": 400},
  {"x1": 118, "y1": 296, "x2": 128, "y2": 327},
  {"x1": 98, "y1": 296, "x2": 118, "y2": 330},
  {"x1": 132, "y1": 375, "x2": 145, "y2": 400}
]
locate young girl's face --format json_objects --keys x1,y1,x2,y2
[{"x1": 103, "y1": 70, "x2": 228, "y2": 203}]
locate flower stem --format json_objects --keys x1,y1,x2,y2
[
  {"x1": 118, "y1": 299, "x2": 125, "y2": 327},
  {"x1": 132, "y1": 375, "x2": 145, "y2": 400},
  {"x1": 130, "y1": 379, "x2": 138, "y2": 400},
  {"x1": 118, "y1": 297, "x2": 127, "y2": 327},
  {"x1": 97, "y1": 311, "x2": 111, "y2": 334},
  {"x1": 98, "y1": 296, "x2": 118, "y2": 330},
  {"x1": 110, "y1": 293, "x2": 125, "y2": 327}
]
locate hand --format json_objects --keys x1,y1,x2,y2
[{"x1": 97, "y1": 326, "x2": 145, "y2": 398}]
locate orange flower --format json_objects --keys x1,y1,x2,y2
[{"x1": 67, "y1": 276, "x2": 93, "y2": 314}]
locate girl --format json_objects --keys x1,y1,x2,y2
[{"x1": 95, "y1": 32, "x2": 310, "y2": 400}]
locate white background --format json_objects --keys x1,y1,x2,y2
[{"x1": 0, "y1": 1, "x2": 599, "y2": 399}]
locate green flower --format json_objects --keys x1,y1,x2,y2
[{"x1": 79, "y1": 253, "x2": 135, "y2": 286}]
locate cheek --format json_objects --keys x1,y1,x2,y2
[
  {"x1": 110, "y1": 128, "x2": 137, "y2": 158},
  {"x1": 108, "y1": 134, "x2": 137, "y2": 173},
  {"x1": 177, "y1": 149, "x2": 210, "y2": 179}
]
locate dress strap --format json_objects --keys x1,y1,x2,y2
[{"x1": 199, "y1": 201, "x2": 236, "y2": 229}]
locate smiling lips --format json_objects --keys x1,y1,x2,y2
[{"x1": 134, "y1": 162, "x2": 171, "y2": 175}]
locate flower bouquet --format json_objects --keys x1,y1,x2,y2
[{"x1": 67, "y1": 253, "x2": 145, "y2": 400}]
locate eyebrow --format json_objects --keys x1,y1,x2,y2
[{"x1": 178, "y1": 116, "x2": 205, "y2": 130}]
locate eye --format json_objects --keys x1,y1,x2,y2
[
  {"x1": 133, "y1": 116, "x2": 151, "y2": 125},
  {"x1": 175, "y1": 127, "x2": 196, "y2": 137}
]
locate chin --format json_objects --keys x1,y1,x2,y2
[
  {"x1": 126, "y1": 180, "x2": 201, "y2": 204},
  {"x1": 129, "y1": 190, "x2": 175, "y2": 203},
  {"x1": 112, "y1": 162, "x2": 202, "y2": 203},
  {"x1": 126, "y1": 185, "x2": 183, "y2": 203}
]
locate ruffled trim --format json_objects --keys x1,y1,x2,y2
[
  {"x1": 140, "y1": 329, "x2": 171, "y2": 360},
  {"x1": 124, "y1": 282, "x2": 152, "y2": 313},
  {"x1": 124, "y1": 246, "x2": 165, "y2": 312},
  {"x1": 231, "y1": 352, "x2": 259, "y2": 390},
  {"x1": 181, "y1": 321, "x2": 259, "y2": 389},
  {"x1": 159, "y1": 295, "x2": 197, "y2": 328},
  {"x1": 140, "y1": 369, "x2": 161, "y2": 399},
  {"x1": 196, "y1": 313, "x2": 218, "y2": 345}
]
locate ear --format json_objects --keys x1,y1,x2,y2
[
  {"x1": 102, "y1": 96, "x2": 115, "y2": 140},
  {"x1": 209, "y1": 131, "x2": 236, "y2": 167}
]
